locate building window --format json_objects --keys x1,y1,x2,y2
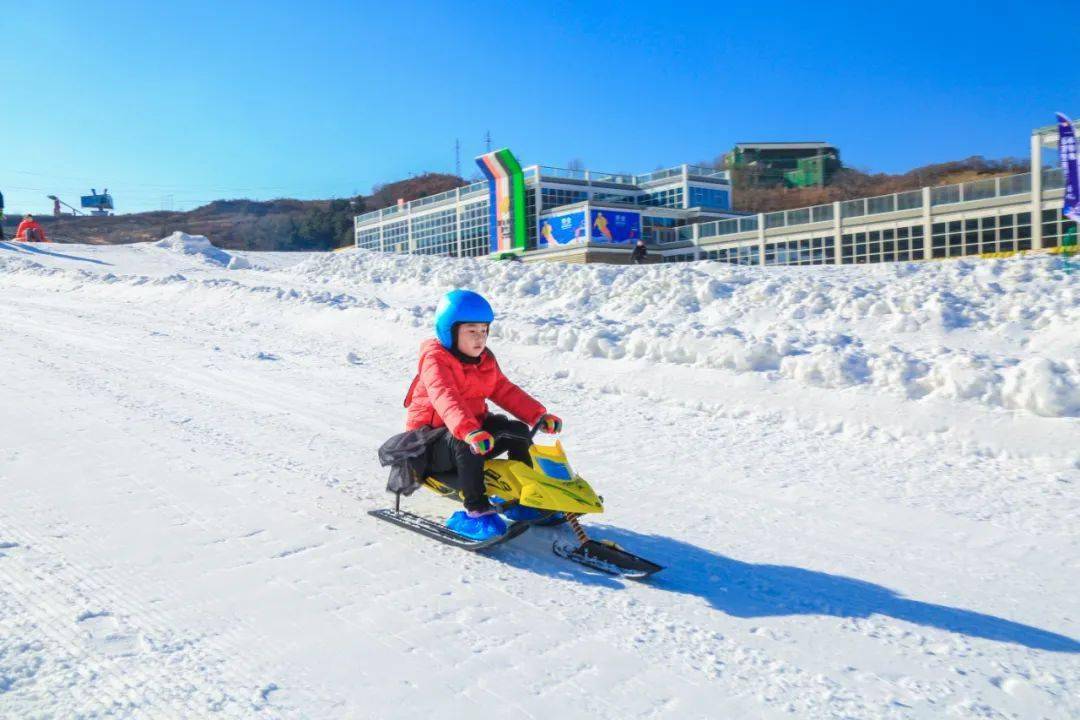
[
  {"x1": 843, "y1": 225, "x2": 923, "y2": 264},
  {"x1": 1041, "y1": 208, "x2": 1076, "y2": 249},
  {"x1": 926, "y1": 212, "x2": 1035, "y2": 258},
  {"x1": 687, "y1": 186, "x2": 730, "y2": 210},
  {"x1": 459, "y1": 200, "x2": 490, "y2": 257},
  {"x1": 639, "y1": 187, "x2": 685, "y2": 209},
  {"x1": 1016, "y1": 212, "x2": 1032, "y2": 251},
  {"x1": 643, "y1": 216, "x2": 678, "y2": 245},
  {"x1": 382, "y1": 221, "x2": 409, "y2": 253},
  {"x1": 526, "y1": 190, "x2": 538, "y2": 250},
  {"x1": 540, "y1": 188, "x2": 587, "y2": 212},
  {"x1": 412, "y1": 209, "x2": 458, "y2": 257},
  {"x1": 357, "y1": 226, "x2": 381, "y2": 251},
  {"x1": 592, "y1": 191, "x2": 638, "y2": 204},
  {"x1": 766, "y1": 235, "x2": 835, "y2": 265},
  {"x1": 705, "y1": 245, "x2": 759, "y2": 265}
]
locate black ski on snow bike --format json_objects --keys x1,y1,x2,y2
[
  {"x1": 371, "y1": 423, "x2": 663, "y2": 579},
  {"x1": 367, "y1": 505, "x2": 532, "y2": 551}
]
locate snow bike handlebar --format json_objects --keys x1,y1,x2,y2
[{"x1": 491, "y1": 420, "x2": 545, "y2": 444}]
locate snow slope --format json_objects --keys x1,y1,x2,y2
[{"x1": 0, "y1": 238, "x2": 1077, "y2": 719}]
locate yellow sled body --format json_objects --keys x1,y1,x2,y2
[{"x1": 423, "y1": 439, "x2": 603, "y2": 515}]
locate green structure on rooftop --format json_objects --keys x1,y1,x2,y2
[{"x1": 724, "y1": 142, "x2": 842, "y2": 188}]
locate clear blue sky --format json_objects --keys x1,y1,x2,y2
[{"x1": 2, "y1": 0, "x2": 1076, "y2": 214}]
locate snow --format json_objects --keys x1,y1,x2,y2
[
  {"x1": 0, "y1": 238, "x2": 1077, "y2": 719},
  {"x1": 154, "y1": 231, "x2": 254, "y2": 269},
  {"x1": 290, "y1": 250, "x2": 1080, "y2": 419}
]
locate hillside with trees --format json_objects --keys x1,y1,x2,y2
[{"x1": 3, "y1": 173, "x2": 466, "y2": 251}]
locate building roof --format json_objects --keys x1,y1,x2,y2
[{"x1": 734, "y1": 142, "x2": 834, "y2": 151}]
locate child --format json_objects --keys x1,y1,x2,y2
[
  {"x1": 15, "y1": 214, "x2": 47, "y2": 242},
  {"x1": 404, "y1": 289, "x2": 562, "y2": 540}
]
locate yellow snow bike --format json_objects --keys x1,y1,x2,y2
[{"x1": 370, "y1": 422, "x2": 662, "y2": 579}]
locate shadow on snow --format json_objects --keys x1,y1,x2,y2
[
  {"x1": 0, "y1": 241, "x2": 112, "y2": 265},
  {"x1": 492, "y1": 524, "x2": 1079, "y2": 653}
]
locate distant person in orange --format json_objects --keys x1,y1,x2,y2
[{"x1": 15, "y1": 214, "x2": 48, "y2": 242}]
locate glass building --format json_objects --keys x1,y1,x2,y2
[
  {"x1": 354, "y1": 162, "x2": 739, "y2": 262},
  {"x1": 356, "y1": 121, "x2": 1078, "y2": 266}
]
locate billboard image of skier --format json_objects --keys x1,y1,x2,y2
[
  {"x1": 538, "y1": 210, "x2": 587, "y2": 246},
  {"x1": 590, "y1": 209, "x2": 640, "y2": 244}
]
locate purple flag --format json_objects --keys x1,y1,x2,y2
[{"x1": 1057, "y1": 113, "x2": 1080, "y2": 222}]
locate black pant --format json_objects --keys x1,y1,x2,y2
[{"x1": 426, "y1": 414, "x2": 531, "y2": 512}]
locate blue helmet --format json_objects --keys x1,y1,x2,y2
[{"x1": 434, "y1": 289, "x2": 494, "y2": 349}]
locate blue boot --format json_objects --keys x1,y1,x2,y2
[
  {"x1": 491, "y1": 496, "x2": 544, "y2": 522},
  {"x1": 446, "y1": 510, "x2": 507, "y2": 541},
  {"x1": 491, "y1": 497, "x2": 564, "y2": 525}
]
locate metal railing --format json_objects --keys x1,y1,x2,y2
[
  {"x1": 634, "y1": 167, "x2": 682, "y2": 184},
  {"x1": 538, "y1": 166, "x2": 588, "y2": 181},
  {"x1": 930, "y1": 173, "x2": 1032, "y2": 206},
  {"x1": 929, "y1": 185, "x2": 961, "y2": 206},
  {"x1": 1042, "y1": 167, "x2": 1065, "y2": 190},
  {"x1": 537, "y1": 163, "x2": 730, "y2": 186},
  {"x1": 590, "y1": 171, "x2": 636, "y2": 185},
  {"x1": 695, "y1": 170, "x2": 1044, "y2": 243},
  {"x1": 755, "y1": 203, "x2": 836, "y2": 230},
  {"x1": 897, "y1": 190, "x2": 922, "y2": 210},
  {"x1": 764, "y1": 211, "x2": 786, "y2": 228},
  {"x1": 355, "y1": 180, "x2": 490, "y2": 224},
  {"x1": 684, "y1": 165, "x2": 728, "y2": 179},
  {"x1": 410, "y1": 187, "x2": 459, "y2": 209}
]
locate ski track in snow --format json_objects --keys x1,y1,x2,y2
[{"x1": 0, "y1": 240, "x2": 1077, "y2": 719}]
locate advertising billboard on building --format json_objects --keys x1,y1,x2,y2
[
  {"x1": 590, "y1": 209, "x2": 640, "y2": 243},
  {"x1": 538, "y1": 210, "x2": 587, "y2": 247}
]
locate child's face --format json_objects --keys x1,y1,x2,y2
[{"x1": 456, "y1": 323, "x2": 489, "y2": 357}]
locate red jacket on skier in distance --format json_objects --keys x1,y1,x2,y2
[
  {"x1": 404, "y1": 339, "x2": 546, "y2": 440},
  {"x1": 15, "y1": 217, "x2": 48, "y2": 242}
]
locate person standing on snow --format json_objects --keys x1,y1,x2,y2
[
  {"x1": 15, "y1": 214, "x2": 48, "y2": 242},
  {"x1": 0, "y1": 189, "x2": 5, "y2": 240},
  {"x1": 396, "y1": 289, "x2": 562, "y2": 541},
  {"x1": 631, "y1": 239, "x2": 648, "y2": 264}
]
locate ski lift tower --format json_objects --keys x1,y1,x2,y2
[{"x1": 81, "y1": 188, "x2": 115, "y2": 216}]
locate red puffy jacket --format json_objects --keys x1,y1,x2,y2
[
  {"x1": 405, "y1": 339, "x2": 545, "y2": 440},
  {"x1": 15, "y1": 218, "x2": 47, "y2": 242}
]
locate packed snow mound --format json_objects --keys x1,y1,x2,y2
[
  {"x1": 291, "y1": 250, "x2": 1080, "y2": 418},
  {"x1": 2, "y1": 243, "x2": 1077, "y2": 418},
  {"x1": 153, "y1": 232, "x2": 251, "y2": 269}
]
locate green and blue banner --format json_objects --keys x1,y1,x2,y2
[{"x1": 476, "y1": 149, "x2": 527, "y2": 255}]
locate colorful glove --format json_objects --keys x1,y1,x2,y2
[
  {"x1": 464, "y1": 430, "x2": 495, "y2": 455},
  {"x1": 538, "y1": 413, "x2": 563, "y2": 434}
]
